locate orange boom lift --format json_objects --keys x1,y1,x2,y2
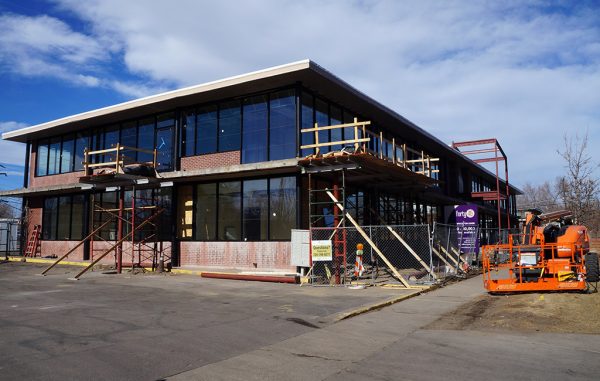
[{"x1": 482, "y1": 209, "x2": 599, "y2": 293}]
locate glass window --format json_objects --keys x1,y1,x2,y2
[
  {"x1": 315, "y1": 98, "x2": 329, "y2": 154},
  {"x1": 195, "y1": 183, "x2": 217, "y2": 240},
  {"x1": 218, "y1": 100, "x2": 241, "y2": 152},
  {"x1": 269, "y1": 89, "x2": 296, "y2": 160},
  {"x1": 218, "y1": 181, "x2": 241, "y2": 240},
  {"x1": 156, "y1": 127, "x2": 173, "y2": 171},
  {"x1": 242, "y1": 95, "x2": 268, "y2": 164},
  {"x1": 121, "y1": 121, "x2": 138, "y2": 161},
  {"x1": 243, "y1": 179, "x2": 268, "y2": 241},
  {"x1": 47, "y1": 137, "x2": 61, "y2": 175},
  {"x1": 330, "y1": 105, "x2": 342, "y2": 151},
  {"x1": 184, "y1": 110, "x2": 196, "y2": 156},
  {"x1": 138, "y1": 118, "x2": 155, "y2": 164},
  {"x1": 103, "y1": 125, "x2": 119, "y2": 164},
  {"x1": 197, "y1": 105, "x2": 218, "y2": 155},
  {"x1": 60, "y1": 136, "x2": 74, "y2": 174},
  {"x1": 269, "y1": 176, "x2": 296, "y2": 240},
  {"x1": 300, "y1": 92, "x2": 314, "y2": 157},
  {"x1": 343, "y1": 110, "x2": 356, "y2": 144},
  {"x1": 42, "y1": 197, "x2": 58, "y2": 240},
  {"x1": 57, "y1": 196, "x2": 71, "y2": 240},
  {"x1": 71, "y1": 194, "x2": 85, "y2": 240},
  {"x1": 37, "y1": 139, "x2": 48, "y2": 176},
  {"x1": 74, "y1": 133, "x2": 88, "y2": 171},
  {"x1": 157, "y1": 187, "x2": 173, "y2": 241},
  {"x1": 157, "y1": 113, "x2": 175, "y2": 129}
]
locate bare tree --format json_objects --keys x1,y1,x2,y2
[
  {"x1": 517, "y1": 181, "x2": 561, "y2": 212},
  {"x1": 556, "y1": 132, "x2": 600, "y2": 231}
]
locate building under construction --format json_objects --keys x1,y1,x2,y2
[{"x1": 0, "y1": 60, "x2": 519, "y2": 276}]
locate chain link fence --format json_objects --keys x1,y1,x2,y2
[
  {"x1": 309, "y1": 225, "x2": 433, "y2": 286},
  {"x1": 0, "y1": 218, "x2": 21, "y2": 258}
]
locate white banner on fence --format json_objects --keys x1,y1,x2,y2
[{"x1": 311, "y1": 240, "x2": 332, "y2": 262}]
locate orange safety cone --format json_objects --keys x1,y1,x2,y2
[{"x1": 355, "y1": 243, "x2": 364, "y2": 277}]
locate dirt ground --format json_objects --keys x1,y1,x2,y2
[{"x1": 427, "y1": 287, "x2": 600, "y2": 334}]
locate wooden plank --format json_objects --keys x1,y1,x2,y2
[
  {"x1": 300, "y1": 120, "x2": 370, "y2": 133},
  {"x1": 325, "y1": 191, "x2": 412, "y2": 288},
  {"x1": 431, "y1": 246, "x2": 454, "y2": 268},
  {"x1": 41, "y1": 218, "x2": 115, "y2": 275},
  {"x1": 300, "y1": 137, "x2": 370, "y2": 150},
  {"x1": 386, "y1": 227, "x2": 436, "y2": 279},
  {"x1": 72, "y1": 209, "x2": 164, "y2": 280}
]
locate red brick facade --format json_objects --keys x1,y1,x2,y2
[
  {"x1": 180, "y1": 151, "x2": 241, "y2": 171},
  {"x1": 180, "y1": 241, "x2": 294, "y2": 271}
]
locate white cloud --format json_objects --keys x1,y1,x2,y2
[
  {"x1": 2, "y1": 0, "x2": 600, "y2": 186},
  {"x1": 0, "y1": 122, "x2": 28, "y2": 166}
]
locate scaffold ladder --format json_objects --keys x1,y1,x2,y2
[{"x1": 24, "y1": 225, "x2": 41, "y2": 258}]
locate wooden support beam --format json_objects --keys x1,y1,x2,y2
[
  {"x1": 325, "y1": 190, "x2": 411, "y2": 288},
  {"x1": 71, "y1": 209, "x2": 164, "y2": 280},
  {"x1": 41, "y1": 218, "x2": 115, "y2": 276}
]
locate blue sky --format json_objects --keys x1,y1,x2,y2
[{"x1": 1, "y1": 0, "x2": 599, "y2": 194}]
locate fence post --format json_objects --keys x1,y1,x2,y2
[{"x1": 427, "y1": 226, "x2": 434, "y2": 282}]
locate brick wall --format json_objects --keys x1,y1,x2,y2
[
  {"x1": 180, "y1": 151, "x2": 241, "y2": 171},
  {"x1": 180, "y1": 241, "x2": 294, "y2": 271}
]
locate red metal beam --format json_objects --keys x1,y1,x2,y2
[
  {"x1": 452, "y1": 138, "x2": 497, "y2": 148},
  {"x1": 474, "y1": 157, "x2": 505, "y2": 163}
]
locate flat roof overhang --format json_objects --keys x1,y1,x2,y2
[{"x1": 2, "y1": 59, "x2": 521, "y2": 195}]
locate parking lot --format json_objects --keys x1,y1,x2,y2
[{"x1": 0, "y1": 261, "x2": 412, "y2": 380}]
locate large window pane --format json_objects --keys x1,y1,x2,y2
[
  {"x1": 242, "y1": 179, "x2": 268, "y2": 241},
  {"x1": 57, "y1": 196, "x2": 71, "y2": 240},
  {"x1": 197, "y1": 105, "x2": 218, "y2": 155},
  {"x1": 42, "y1": 197, "x2": 58, "y2": 240},
  {"x1": 121, "y1": 121, "x2": 138, "y2": 161},
  {"x1": 71, "y1": 195, "x2": 85, "y2": 240},
  {"x1": 138, "y1": 118, "x2": 155, "y2": 164},
  {"x1": 330, "y1": 105, "x2": 342, "y2": 151},
  {"x1": 218, "y1": 181, "x2": 241, "y2": 240},
  {"x1": 47, "y1": 137, "x2": 61, "y2": 175},
  {"x1": 269, "y1": 177, "x2": 296, "y2": 240},
  {"x1": 218, "y1": 100, "x2": 241, "y2": 152},
  {"x1": 156, "y1": 127, "x2": 173, "y2": 171},
  {"x1": 157, "y1": 187, "x2": 173, "y2": 241},
  {"x1": 37, "y1": 139, "x2": 48, "y2": 176},
  {"x1": 60, "y1": 135, "x2": 74, "y2": 174},
  {"x1": 104, "y1": 125, "x2": 119, "y2": 164},
  {"x1": 300, "y1": 92, "x2": 314, "y2": 157},
  {"x1": 269, "y1": 89, "x2": 296, "y2": 160},
  {"x1": 195, "y1": 183, "x2": 217, "y2": 240},
  {"x1": 184, "y1": 110, "x2": 196, "y2": 156},
  {"x1": 343, "y1": 110, "x2": 356, "y2": 145},
  {"x1": 74, "y1": 133, "x2": 88, "y2": 171},
  {"x1": 242, "y1": 95, "x2": 268, "y2": 163},
  {"x1": 315, "y1": 98, "x2": 329, "y2": 154}
]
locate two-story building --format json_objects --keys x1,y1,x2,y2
[{"x1": 0, "y1": 60, "x2": 519, "y2": 272}]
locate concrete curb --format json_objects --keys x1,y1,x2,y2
[
  {"x1": 7, "y1": 256, "x2": 89, "y2": 267},
  {"x1": 334, "y1": 288, "x2": 426, "y2": 322}
]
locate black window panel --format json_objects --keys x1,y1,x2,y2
[
  {"x1": 342, "y1": 110, "x2": 357, "y2": 146},
  {"x1": 157, "y1": 113, "x2": 175, "y2": 128},
  {"x1": 71, "y1": 194, "x2": 85, "y2": 240},
  {"x1": 300, "y1": 93, "x2": 314, "y2": 157},
  {"x1": 218, "y1": 100, "x2": 241, "y2": 152},
  {"x1": 138, "y1": 118, "x2": 155, "y2": 164},
  {"x1": 36, "y1": 139, "x2": 49, "y2": 176},
  {"x1": 57, "y1": 196, "x2": 71, "y2": 240},
  {"x1": 184, "y1": 110, "x2": 196, "y2": 156},
  {"x1": 157, "y1": 187, "x2": 173, "y2": 241},
  {"x1": 74, "y1": 133, "x2": 88, "y2": 171},
  {"x1": 60, "y1": 135, "x2": 74, "y2": 174},
  {"x1": 197, "y1": 105, "x2": 218, "y2": 155},
  {"x1": 121, "y1": 121, "x2": 138, "y2": 161},
  {"x1": 195, "y1": 183, "x2": 217, "y2": 240},
  {"x1": 269, "y1": 89, "x2": 296, "y2": 161},
  {"x1": 315, "y1": 98, "x2": 329, "y2": 154},
  {"x1": 329, "y1": 105, "x2": 342, "y2": 151},
  {"x1": 242, "y1": 95, "x2": 268, "y2": 164},
  {"x1": 242, "y1": 179, "x2": 268, "y2": 241},
  {"x1": 269, "y1": 176, "x2": 296, "y2": 240},
  {"x1": 47, "y1": 137, "x2": 61, "y2": 175},
  {"x1": 42, "y1": 197, "x2": 58, "y2": 240},
  {"x1": 218, "y1": 181, "x2": 241, "y2": 240}
]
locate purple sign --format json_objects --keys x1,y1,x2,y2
[{"x1": 454, "y1": 204, "x2": 479, "y2": 253}]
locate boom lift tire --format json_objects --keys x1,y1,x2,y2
[{"x1": 585, "y1": 252, "x2": 599, "y2": 283}]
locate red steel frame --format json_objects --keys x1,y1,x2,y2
[{"x1": 452, "y1": 138, "x2": 511, "y2": 235}]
